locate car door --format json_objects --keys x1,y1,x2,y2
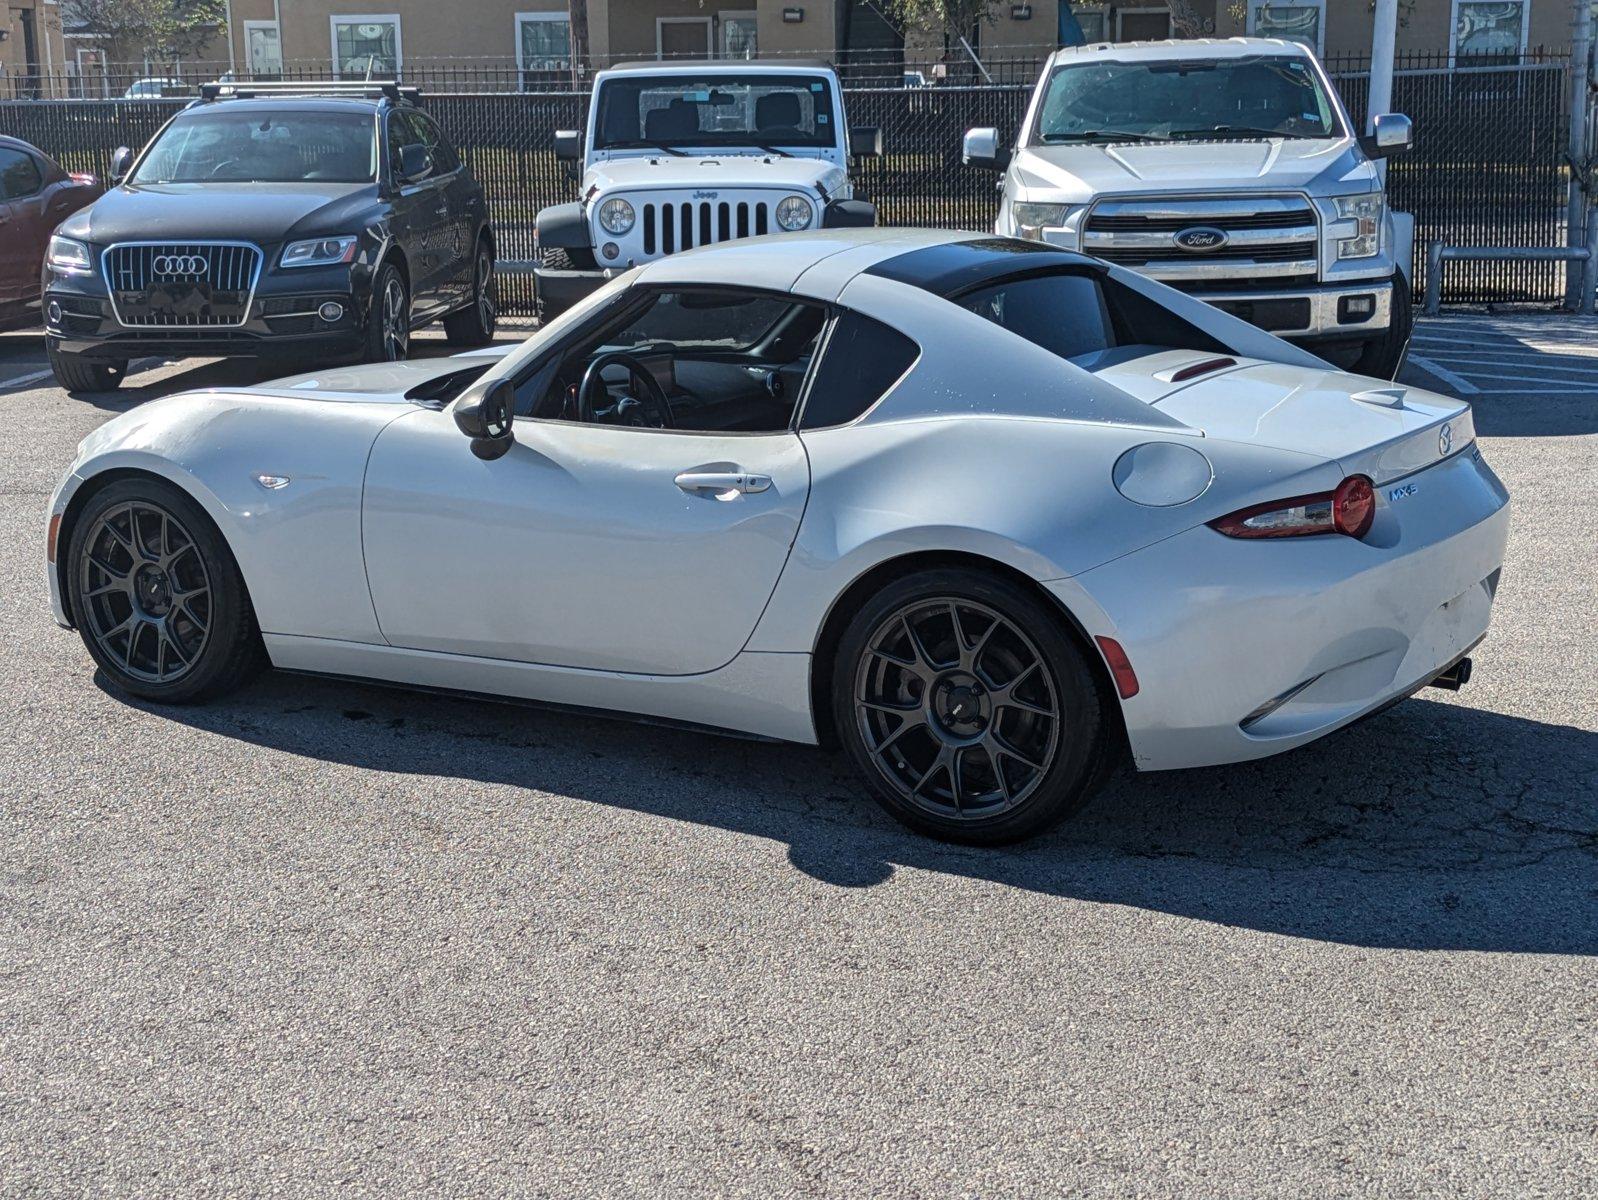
[
  {"x1": 360, "y1": 411, "x2": 810, "y2": 675},
  {"x1": 384, "y1": 110, "x2": 449, "y2": 315},
  {"x1": 409, "y1": 112, "x2": 475, "y2": 306},
  {"x1": 0, "y1": 147, "x2": 44, "y2": 310}
]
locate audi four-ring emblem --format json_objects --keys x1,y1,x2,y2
[{"x1": 152, "y1": 254, "x2": 210, "y2": 277}]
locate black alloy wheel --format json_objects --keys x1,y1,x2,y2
[
  {"x1": 66, "y1": 479, "x2": 261, "y2": 703},
  {"x1": 445, "y1": 241, "x2": 498, "y2": 346},
  {"x1": 834, "y1": 569, "x2": 1109, "y2": 844},
  {"x1": 361, "y1": 263, "x2": 410, "y2": 364}
]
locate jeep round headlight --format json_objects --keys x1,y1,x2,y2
[
  {"x1": 775, "y1": 195, "x2": 813, "y2": 232},
  {"x1": 598, "y1": 198, "x2": 635, "y2": 235}
]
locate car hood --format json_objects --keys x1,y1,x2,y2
[
  {"x1": 257, "y1": 349, "x2": 512, "y2": 397},
  {"x1": 1009, "y1": 137, "x2": 1370, "y2": 200},
  {"x1": 584, "y1": 154, "x2": 840, "y2": 195},
  {"x1": 57, "y1": 181, "x2": 379, "y2": 245}
]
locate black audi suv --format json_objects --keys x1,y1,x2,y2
[{"x1": 41, "y1": 81, "x2": 497, "y2": 391}]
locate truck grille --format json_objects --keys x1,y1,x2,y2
[
  {"x1": 1082, "y1": 196, "x2": 1319, "y2": 287},
  {"x1": 641, "y1": 201, "x2": 772, "y2": 256},
  {"x1": 103, "y1": 242, "x2": 262, "y2": 329}
]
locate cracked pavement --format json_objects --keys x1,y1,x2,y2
[{"x1": 0, "y1": 328, "x2": 1594, "y2": 1197}]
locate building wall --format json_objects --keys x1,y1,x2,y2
[
  {"x1": 1213, "y1": 0, "x2": 1574, "y2": 58},
  {"x1": 1, "y1": 0, "x2": 67, "y2": 83}
]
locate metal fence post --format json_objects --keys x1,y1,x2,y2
[
  {"x1": 1585, "y1": 209, "x2": 1598, "y2": 316},
  {"x1": 1425, "y1": 241, "x2": 1445, "y2": 315},
  {"x1": 1567, "y1": 0, "x2": 1594, "y2": 306}
]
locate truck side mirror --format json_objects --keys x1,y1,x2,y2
[
  {"x1": 963, "y1": 127, "x2": 1009, "y2": 171},
  {"x1": 554, "y1": 130, "x2": 582, "y2": 162},
  {"x1": 849, "y1": 126, "x2": 883, "y2": 158},
  {"x1": 109, "y1": 146, "x2": 134, "y2": 183},
  {"x1": 1366, "y1": 112, "x2": 1413, "y2": 158}
]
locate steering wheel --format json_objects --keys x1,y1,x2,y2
[
  {"x1": 208, "y1": 159, "x2": 242, "y2": 179},
  {"x1": 578, "y1": 351, "x2": 675, "y2": 428}
]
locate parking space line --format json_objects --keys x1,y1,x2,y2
[
  {"x1": 1408, "y1": 355, "x2": 1480, "y2": 395},
  {"x1": 0, "y1": 368, "x2": 54, "y2": 391}
]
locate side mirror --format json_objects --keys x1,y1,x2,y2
[
  {"x1": 1366, "y1": 112, "x2": 1414, "y2": 158},
  {"x1": 554, "y1": 129, "x2": 582, "y2": 162},
  {"x1": 454, "y1": 378, "x2": 516, "y2": 460},
  {"x1": 109, "y1": 146, "x2": 134, "y2": 183},
  {"x1": 848, "y1": 125, "x2": 883, "y2": 158},
  {"x1": 398, "y1": 143, "x2": 433, "y2": 183},
  {"x1": 963, "y1": 127, "x2": 1008, "y2": 171}
]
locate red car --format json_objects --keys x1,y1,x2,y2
[{"x1": 0, "y1": 136, "x2": 101, "y2": 333}]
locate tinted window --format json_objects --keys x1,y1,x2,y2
[
  {"x1": 956, "y1": 273, "x2": 1112, "y2": 363},
  {"x1": 0, "y1": 148, "x2": 43, "y2": 200},
  {"x1": 131, "y1": 111, "x2": 377, "y2": 183},
  {"x1": 800, "y1": 313, "x2": 920, "y2": 429},
  {"x1": 388, "y1": 111, "x2": 425, "y2": 175},
  {"x1": 409, "y1": 112, "x2": 459, "y2": 173}
]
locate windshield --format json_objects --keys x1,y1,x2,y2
[
  {"x1": 594, "y1": 73, "x2": 837, "y2": 150},
  {"x1": 130, "y1": 111, "x2": 378, "y2": 184},
  {"x1": 1033, "y1": 55, "x2": 1340, "y2": 144}
]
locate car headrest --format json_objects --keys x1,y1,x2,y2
[
  {"x1": 755, "y1": 92, "x2": 802, "y2": 132},
  {"x1": 644, "y1": 99, "x2": 698, "y2": 141}
]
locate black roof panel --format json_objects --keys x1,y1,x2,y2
[{"x1": 866, "y1": 238, "x2": 1104, "y2": 298}]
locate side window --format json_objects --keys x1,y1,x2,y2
[
  {"x1": 545, "y1": 288, "x2": 828, "y2": 434},
  {"x1": 387, "y1": 111, "x2": 425, "y2": 177},
  {"x1": 799, "y1": 312, "x2": 920, "y2": 429},
  {"x1": 956, "y1": 272, "x2": 1112, "y2": 363},
  {"x1": 410, "y1": 113, "x2": 459, "y2": 173},
  {"x1": 0, "y1": 149, "x2": 43, "y2": 201}
]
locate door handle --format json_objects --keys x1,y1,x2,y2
[{"x1": 674, "y1": 471, "x2": 772, "y2": 497}]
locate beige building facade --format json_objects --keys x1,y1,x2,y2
[
  {"x1": 213, "y1": 0, "x2": 1577, "y2": 78},
  {"x1": 1, "y1": 0, "x2": 67, "y2": 96}
]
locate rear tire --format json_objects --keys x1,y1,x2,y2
[
  {"x1": 49, "y1": 344, "x2": 126, "y2": 393},
  {"x1": 444, "y1": 240, "x2": 497, "y2": 346},
  {"x1": 832, "y1": 568, "x2": 1109, "y2": 845},
  {"x1": 1351, "y1": 275, "x2": 1413, "y2": 380},
  {"x1": 65, "y1": 477, "x2": 262, "y2": 704}
]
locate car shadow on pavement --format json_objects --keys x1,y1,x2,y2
[{"x1": 101, "y1": 667, "x2": 1598, "y2": 957}]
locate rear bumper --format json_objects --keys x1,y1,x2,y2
[{"x1": 1053, "y1": 445, "x2": 1511, "y2": 772}]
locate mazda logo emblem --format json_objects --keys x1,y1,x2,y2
[
  {"x1": 1438, "y1": 422, "x2": 1453, "y2": 456},
  {"x1": 1174, "y1": 226, "x2": 1228, "y2": 252},
  {"x1": 152, "y1": 254, "x2": 209, "y2": 278}
]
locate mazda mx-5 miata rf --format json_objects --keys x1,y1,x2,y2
[{"x1": 45, "y1": 229, "x2": 1510, "y2": 844}]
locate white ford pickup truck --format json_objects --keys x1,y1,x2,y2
[
  {"x1": 964, "y1": 38, "x2": 1415, "y2": 378},
  {"x1": 533, "y1": 59, "x2": 880, "y2": 319}
]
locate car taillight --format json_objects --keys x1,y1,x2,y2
[{"x1": 1209, "y1": 475, "x2": 1376, "y2": 540}]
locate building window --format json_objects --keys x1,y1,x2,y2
[
  {"x1": 517, "y1": 11, "x2": 571, "y2": 84},
  {"x1": 657, "y1": 16, "x2": 713, "y2": 59},
  {"x1": 1071, "y1": 5, "x2": 1109, "y2": 42},
  {"x1": 720, "y1": 11, "x2": 759, "y2": 58},
  {"x1": 331, "y1": 15, "x2": 402, "y2": 79},
  {"x1": 1452, "y1": 1, "x2": 1530, "y2": 59},
  {"x1": 1116, "y1": 7, "x2": 1172, "y2": 40},
  {"x1": 244, "y1": 20, "x2": 282, "y2": 75},
  {"x1": 1247, "y1": 2, "x2": 1325, "y2": 56}
]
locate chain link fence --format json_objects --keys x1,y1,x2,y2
[{"x1": 0, "y1": 51, "x2": 1573, "y2": 317}]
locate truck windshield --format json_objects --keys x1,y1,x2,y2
[
  {"x1": 129, "y1": 111, "x2": 378, "y2": 184},
  {"x1": 1033, "y1": 55, "x2": 1340, "y2": 145},
  {"x1": 594, "y1": 73, "x2": 836, "y2": 150}
]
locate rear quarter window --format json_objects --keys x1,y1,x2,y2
[{"x1": 799, "y1": 312, "x2": 920, "y2": 429}]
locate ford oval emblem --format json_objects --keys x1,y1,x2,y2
[
  {"x1": 1174, "y1": 226, "x2": 1228, "y2": 253},
  {"x1": 1438, "y1": 422, "x2": 1453, "y2": 456}
]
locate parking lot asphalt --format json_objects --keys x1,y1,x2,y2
[{"x1": 1, "y1": 323, "x2": 1595, "y2": 1198}]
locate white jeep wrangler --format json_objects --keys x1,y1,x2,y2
[{"x1": 534, "y1": 60, "x2": 880, "y2": 319}]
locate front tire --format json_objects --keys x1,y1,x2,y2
[
  {"x1": 444, "y1": 240, "x2": 497, "y2": 346},
  {"x1": 49, "y1": 344, "x2": 126, "y2": 393},
  {"x1": 833, "y1": 568, "x2": 1109, "y2": 845},
  {"x1": 66, "y1": 478, "x2": 262, "y2": 704},
  {"x1": 362, "y1": 263, "x2": 410, "y2": 363},
  {"x1": 1351, "y1": 275, "x2": 1413, "y2": 380}
]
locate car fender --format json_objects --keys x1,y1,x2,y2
[
  {"x1": 536, "y1": 201, "x2": 592, "y2": 251},
  {"x1": 1390, "y1": 209, "x2": 1414, "y2": 284},
  {"x1": 59, "y1": 392, "x2": 406, "y2": 645}
]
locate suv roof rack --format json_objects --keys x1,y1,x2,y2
[{"x1": 197, "y1": 80, "x2": 421, "y2": 103}]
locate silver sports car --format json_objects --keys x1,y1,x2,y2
[{"x1": 46, "y1": 229, "x2": 1510, "y2": 844}]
